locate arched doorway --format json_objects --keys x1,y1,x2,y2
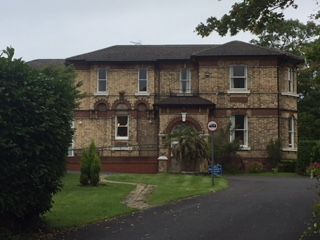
[{"x1": 166, "y1": 118, "x2": 204, "y2": 172}]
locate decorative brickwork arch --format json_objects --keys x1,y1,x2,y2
[
  {"x1": 94, "y1": 100, "x2": 109, "y2": 112},
  {"x1": 111, "y1": 99, "x2": 132, "y2": 110},
  {"x1": 134, "y1": 99, "x2": 150, "y2": 111},
  {"x1": 164, "y1": 116, "x2": 203, "y2": 134}
]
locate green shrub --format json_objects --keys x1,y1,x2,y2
[
  {"x1": 0, "y1": 47, "x2": 79, "y2": 231},
  {"x1": 248, "y1": 162, "x2": 264, "y2": 173},
  {"x1": 278, "y1": 160, "x2": 296, "y2": 172},
  {"x1": 266, "y1": 139, "x2": 282, "y2": 168},
  {"x1": 311, "y1": 142, "x2": 320, "y2": 163},
  {"x1": 297, "y1": 140, "x2": 320, "y2": 174},
  {"x1": 80, "y1": 150, "x2": 90, "y2": 185},
  {"x1": 90, "y1": 154, "x2": 101, "y2": 186},
  {"x1": 80, "y1": 141, "x2": 101, "y2": 186}
]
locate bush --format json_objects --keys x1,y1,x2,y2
[
  {"x1": 297, "y1": 140, "x2": 320, "y2": 174},
  {"x1": 266, "y1": 139, "x2": 282, "y2": 168},
  {"x1": 248, "y1": 162, "x2": 264, "y2": 173},
  {"x1": 0, "y1": 48, "x2": 80, "y2": 230},
  {"x1": 80, "y1": 141, "x2": 101, "y2": 186},
  {"x1": 278, "y1": 160, "x2": 296, "y2": 172},
  {"x1": 311, "y1": 142, "x2": 320, "y2": 163},
  {"x1": 209, "y1": 124, "x2": 243, "y2": 172}
]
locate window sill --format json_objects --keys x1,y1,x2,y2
[
  {"x1": 281, "y1": 92, "x2": 300, "y2": 98},
  {"x1": 135, "y1": 92, "x2": 150, "y2": 96},
  {"x1": 94, "y1": 92, "x2": 108, "y2": 96},
  {"x1": 177, "y1": 92, "x2": 192, "y2": 96},
  {"x1": 111, "y1": 146, "x2": 133, "y2": 151},
  {"x1": 239, "y1": 146, "x2": 251, "y2": 151},
  {"x1": 227, "y1": 90, "x2": 250, "y2": 94},
  {"x1": 282, "y1": 148, "x2": 297, "y2": 152}
]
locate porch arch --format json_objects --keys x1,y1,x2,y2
[{"x1": 164, "y1": 116, "x2": 203, "y2": 134}]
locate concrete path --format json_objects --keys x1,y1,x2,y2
[{"x1": 56, "y1": 176, "x2": 319, "y2": 240}]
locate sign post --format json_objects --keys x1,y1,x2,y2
[{"x1": 207, "y1": 121, "x2": 217, "y2": 186}]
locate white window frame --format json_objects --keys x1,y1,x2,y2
[
  {"x1": 115, "y1": 115, "x2": 129, "y2": 140},
  {"x1": 138, "y1": 68, "x2": 148, "y2": 94},
  {"x1": 97, "y1": 68, "x2": 107, "y2": 94},
  {"x1": 230, "y1": 115, "x2": 249, "y2": 149},
  {"x1": 288, "y1": 68, "x2": 296, "y2": 93},
  {"x1": 288, "y1": 116, "x2": 295, "y2": 148},
  {"x1": 68, "y1": 121, "x2": 75, "y2": 157},
  {"x1": 180, "y1": 68, "x2": 191, "y2": 94},
  {"x1": 229, "y1": 65, "x2": 248, "y2": 91}
]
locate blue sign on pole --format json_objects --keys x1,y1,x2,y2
[{"x1": 208, "y1": 164, "x2": 223, "y2": 177}]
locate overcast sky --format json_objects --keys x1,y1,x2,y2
[{"x1": 1, "y1": 0, "x2": 318, "y2": 61}]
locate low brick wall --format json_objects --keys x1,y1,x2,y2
[{"x1": 67, "y1": 156, "x2": 158, "y2": 173}]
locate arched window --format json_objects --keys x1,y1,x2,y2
[
  {"x1": 137, "y1": 103, "x2": 147, "y2": 112},
  {"x1": 96, "y1": 102, "x2": 108, "y2": 112}
]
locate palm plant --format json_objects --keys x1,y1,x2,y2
[{"x1": 166, "y1": 125, "x2": 208, "y2": 171}]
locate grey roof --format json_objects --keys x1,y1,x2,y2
[
  {"x1": 66, "y1": 45, "x2": 217, "y2": 62},
  {"x1": 27, "y1": 59, "x2": 65, "y2": 69},
  {"x1": 66, "y1": 41, "x2": 303, "y2": 63},
  {"x1": 155, "y1": 96, "x2": 215, "y2": 107},
  {"x1": 194, "y1": 41, "x2": 303, "y2": 62}
]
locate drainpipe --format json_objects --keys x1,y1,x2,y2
[{"x1": 277, "y1": 60, "x2": 281, "y2": 141}]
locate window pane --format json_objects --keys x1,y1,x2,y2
[
  {"x1": 235, "y1": 130, "x2": 244, "y2": 145},
  {"x1": 233, "y1": 78, "x2": 245, "y2": 88},
  {"x1": 181, "y1": 81, "x2": 187, "y2": 92},
  {"x1": 117, "y1": 127, "x2": 128, "y2": 137},
  {"x1": 118, "y1": 116, "x2": 128, "y2": 126},
  {"x1": 99, "y1": 69, "x2": 106, "y2": 79},
  {"x1": 98, "y1": 79, "x2": 106, "y2": 92},
  {"x1": 139, "y1": 68, "x2": 147, "y2": 80},
  {"x1": 233, "y1": 66, "x2": 245, "y2": 76},
  {"x1": 139, "y1": 79, "x2": 147, "y2": 92},
  {"x1": 235, "y1": 115, "x2": 244, "y2": 129},
  {"x1": 181, "y1": 69, "x2": 187, "y2": 80}
]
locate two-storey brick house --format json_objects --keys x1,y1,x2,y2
[{"x1": 64, "y1": 41, "x2": 303, "y2": 173}]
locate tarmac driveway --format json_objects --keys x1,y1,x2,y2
[{"x1": 57, "y1": 176, "x2": 319, "y2": 240}]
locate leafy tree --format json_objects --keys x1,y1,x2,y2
[
  {"x1": 0, "y1": 47, "x2": 80, "y2": 231},
  {"x1": 196, "y1": 0, "x2": 297, "y2": 37},
  {"x1": 250, "y1": 20, "x2": 320, "y2": 55},
  {"x1": 166, "y1": 125, "x2": 208, "y2": 171}
]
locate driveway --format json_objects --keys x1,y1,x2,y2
[{"x1": 56, "y1": 176, "x2": 319, "y2": 240}]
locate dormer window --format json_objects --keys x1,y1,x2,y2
[
  {"x1": 230, "y1": 65, "x2": 247, "y2": 90},
  {"x1": 180, "y1": 68, "x2": 191, "y2": 94}
]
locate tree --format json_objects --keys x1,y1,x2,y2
[
  {"x1": 0, "y1": 48, "x2": 80, "y2": 231},
  {"x1": 196, "y1": 0, "x2": 297, "y2": 37},
  {"x1": 166, "y1": 125, "x2": 208, "y2": 171},
  {"x1": 250, "y1": 20, "x2": 320, "y2": 55}
]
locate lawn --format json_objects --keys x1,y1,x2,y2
[
  {"x1": 107, "y1": 173, "x2": 228, "y2": 205},
  {"x1": 45, "y1": 173, "x2": 227, "y2": 228},
  {"x1": 44, "y1": 173, "x2": 135, "y2": 228}
]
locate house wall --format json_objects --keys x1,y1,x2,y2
[{"x1": 69, "y1": 56, "x2": 299, "y2": 173}]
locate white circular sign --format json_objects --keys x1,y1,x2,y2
[{"x1": 208, "y1": 121, "x2": 217, "y2": 132}]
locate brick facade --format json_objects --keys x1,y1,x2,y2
[{"x1": 67, "y1": 42, "x2": 302, "y2": 172}]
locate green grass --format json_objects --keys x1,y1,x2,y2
[
  {"x1": 45, "y1": 173, "x2": 227, "y2": 229},
  {"x1": 44, "y1": 173, "x2": 135, "y2": 228},
  {"x1": 108, "y1": 173, "x2": 228, "y2": 205}
]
